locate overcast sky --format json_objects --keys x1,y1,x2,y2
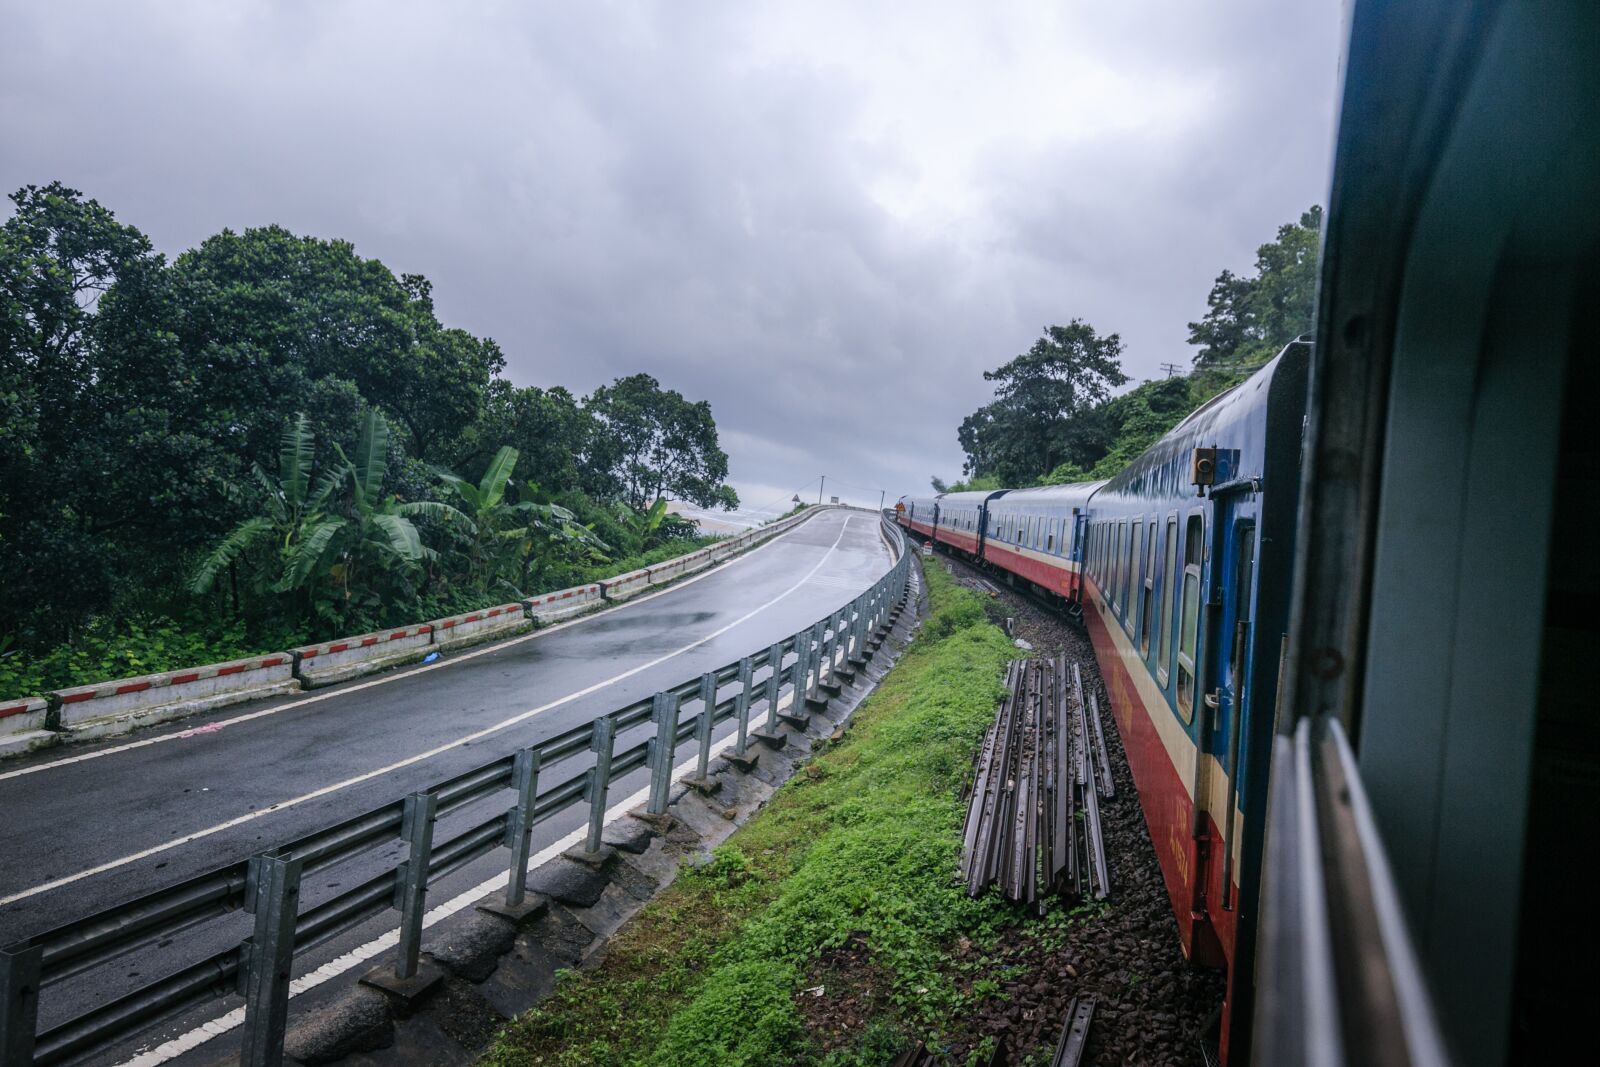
[{"x1": 1, "y1": 1, "x2": 1343, "y2": 514}]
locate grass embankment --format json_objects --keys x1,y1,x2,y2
[{"x1": 482, "y1": 563, "x2": 1020, "y2": 1066}]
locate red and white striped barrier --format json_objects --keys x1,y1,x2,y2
[
  {"x1": 428, "y1": 601, "x2": 532, "y2": 651},
  {"x1": 293, "y1": 623, "x2": 435, "y2": 688},
  {"x1": 524, "y1": 583, "x2": 602, "y2": 623},
  {"x1": 52, "y1": 653, "x2": 298, "y2": 739},
  {"x1": 600, "y1": 567, "x2": 651, "y2": 601},
  {"x1": 0, "y1": 507, "x2": 851, "y2": 760},
  {"x1": 0, "y1": 696, "x2": 53, "y2": 758}
]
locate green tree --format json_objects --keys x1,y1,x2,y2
[
  {"x1": 456, "y1": 381, "x2": 593, "y2": 493},
  {"x1": 0, "y1": 182, "x2": 191, "y2": 641},
  {"x1": 432, "y1": 445, "x2": 603, "y2": 596},
  {"x1": 191, "y1": 411, "x2": 451, "y2": 628},
  {"x1": 1188, "y1": 206, "x2": 1322, "y2": 367},
  {"x1": 583, "y1": 374, "x2": 740, "y2": 511},
  {"x1": 956, "y1": 320, "x2": 1127, "y2": 485}
]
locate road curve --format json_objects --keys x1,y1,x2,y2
[{"x1": 0, "y1": 507, "x2": 892, "y2": 946}]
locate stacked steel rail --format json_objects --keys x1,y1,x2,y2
[
  {"x1": 0, "y1": 517, "x2": 912, "y2": 1067},
  {"x1": 959, "y1": 658, "x2": 1112, "y2": 907}
]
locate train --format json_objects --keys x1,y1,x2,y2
[{"x1": 897, "y1": 338, "x2": 1311, "y2": 1061}]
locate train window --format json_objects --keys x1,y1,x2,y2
[
  {"x1": 1232, "y1": 523, "x2": 1256, "y2": 673},
  {"x1": 1113, "y1": 523, "x2": 1124, "y2": 611},
  {"x1": 1158, "y1": 519, "x2": 1176, "y2": 684},
  {"x1": 1140, "y1": 521, "x2": 1156, "y2": 657},
  {"x1": 1128, "y1": 523, "x2": 1144, "y2": 637},
  {"x1": 1048, "y1": 518, "x2": 1057, "y2": 554},
  {"x1": 1120, "y1": 521, "x2": 1134, "y2": 618},
  {"x1": 1177, "y1": 514, "x2": 1204, "y2": 721}
]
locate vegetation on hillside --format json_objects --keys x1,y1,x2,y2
[
  {"x1": 483, "y1": 563, "x2": 1019, "y2": 1066},
  {"x1": 0, "y1": 182, "x2": 739, "y2": 691},
  {"x1": 939, "y1": 207, "x2": 1320, "y2": 490}
]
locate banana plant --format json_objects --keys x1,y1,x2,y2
[
  {"x1": 432, "y1": 445, "x2": 604, "y2": 595},
  {"x1": 192, "y1": 411, "x2": 451, "y2": 618},
  {"x1": 188, "y1": 413, "x2": 340, "y2": 595}
]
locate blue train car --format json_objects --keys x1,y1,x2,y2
[
  {"x1": 930, "y1": 489, "x2": 1006, "y2": 558},
  {"x1": 1078, "y1": 342, "x2": 1309, "y2": 1059},
  {"x1": 982, "y1": 483, "x2": 1104, "y2": 602},
  {"x1": 897, "y1": 493, "x2": 941, "y2": 539}
]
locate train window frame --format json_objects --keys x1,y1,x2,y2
[
  {"x1": 1127, "y1": 521, "x2": 1144, "y2": 638},
  {"x1": 1176, "y1": 512, "x2": 1205, "y2": 723},
  {"x1": 1140, "y1": 519, "x2": 1156, "y2": 659},
  {"x1": 1113, "y1": 522, "x2": 1125, "y2": 613},
  {"x1": 1157, "y1": 516, "x2": 1176, "y2": 687},
  {"x1": 1126, "y1": 521, "x2": 1139, "y2": 620}
]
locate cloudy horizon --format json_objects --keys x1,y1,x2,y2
[{"x1": 0, "y1": 0, "x2": 1343, "y2": 510}]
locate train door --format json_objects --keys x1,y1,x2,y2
[
  {"x1": 1070, "y1": 508, "x2": 1088, "y2": 604},
  {"x1": 1195, "y1": 492, "x2": 1259, "y2": 951}
]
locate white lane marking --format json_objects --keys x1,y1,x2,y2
[
  {"x1": 0, "y1": 512, "x2": 848, "y2": 785},
  {"x1": 2, "y1": 517, "x2": 856, "y2": 907},
  {"x1": 115, "y1": 692, "x2": 801, "y2": 1067}
]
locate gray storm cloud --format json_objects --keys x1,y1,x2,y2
[{"x1": 0, "y1": 0, "x2": 1342, "y2": 509}]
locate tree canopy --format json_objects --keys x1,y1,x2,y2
[
  {"x1": 583, "y1": 373, "x2": 739, "y2": 511},
  {"x1": 956, "y1": 320, "x2": 1128, "y2": 486},
  {"x1": 947, "y1": 207, "x2": 1321, "y2": 490},
  {"x1": 0, "y1": 183, "x2": 740, "y2": 669},
  {"x1": 1187, "y1": 205, "x2": 1321, "y2": 367}
]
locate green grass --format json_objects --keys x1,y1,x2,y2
[{"x1": 482, "y1": 562, "x2": 1019, "y2": 1066}]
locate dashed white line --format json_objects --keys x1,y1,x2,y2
[
  {"x1": 2, "y1": 516, "x2": 857, "y2": 907},
  {"x1": 0, "y1": 513, "x2": 836, "y2": 786},
  {"x1": 114, "y1": 701, "x2": 790, "y2": 1067}
]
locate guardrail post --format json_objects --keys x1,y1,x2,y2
[
  {"x1": 733, "y1": 656, "x2": 754, "y2": 756},
  {"x1": 239, "y1": 851, "x2": 302, "y2": 1067},
  {"x1": 790, "y1": 628, "x2": 810, "y2": 702},
  {"x1": 810, "y1": 621, "x2": 827, "y2": 690},
  {"x1": 821, "y1": 612, "x2": 838, "y2": 677},
  {"x1": 764, "y1": 641, "x2": 784, "y2": 717},
  {"x1": 0, "y1": 944, "x2": 41, "y2": 1067},
  {"x1": 585, "y1": 717, "x2": 616, "y2": 852},
  {"x1": 504, "y1": 747, "x2": 541, "y2": 906},
  {"x1": 394, "y1": 792, "x2": 436, "y2": 980},
  {"x1": 694, "y1": 671, "x2": 717, "y2": 781},
  {"x1": 647, "y1": 691, "x2": 681, "y2": 814}
]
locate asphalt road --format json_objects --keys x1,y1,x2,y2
[{"x1": 0, "y1": 507, "x2": 893, "y2": 1055}]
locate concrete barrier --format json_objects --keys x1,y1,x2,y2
[
  {"x1": 0, "y1": 696, "x2": 54, "y2": 758},
  {"x1": 429, "y1": 601, "x2": 532, "y2": 651},
  {"x1": 0, "y1": 507, "x2": 849, "y2": 760},
  {"x1": 293, "y1": 623, "x2": 435, "y2": 689},
  {"x1": 599, "y1": 567, "x2": 651, "y2": 602},
  {"x1": 53, "y1": 653, "x2": 299, "y2": 739},
  {"x1": 524, "y1": 583, "x2": 602, "y2": 623}
]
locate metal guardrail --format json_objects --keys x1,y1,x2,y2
[{"x1": 0, "y1": 515, "x2": 911, "y2": 1066}]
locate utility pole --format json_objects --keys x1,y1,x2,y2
[
  {"x1": 878, "y1": 489, "x2": 885, "y2": 512},
  {"x1": 818, "y1": 475, "x2": 825, "y2": 504},
  {"x1": 1159, "y1": 362, "x2": 1183, "y2": 379}
]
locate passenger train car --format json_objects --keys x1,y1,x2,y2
[{"x1": 897, "y1": 339, "x2": 1311, "y2": 1060}]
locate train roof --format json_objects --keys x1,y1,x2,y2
[
  {"x1": 985, "y1": 482, "x2": 1107, "y2": 507},
  {"x1": 1101, "y1": 344, "x2": 1306, "y2": 496},
  {"x1": 936, "y1": 489, "x2": 1009, "y2": 506}
]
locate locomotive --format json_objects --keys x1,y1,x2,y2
[{"x1": 898, "y1": 338, "x2": 1311, "y2": 1058}]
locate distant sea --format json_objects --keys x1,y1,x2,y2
[{"x1": 665, "y1": 501, "x2": 787, "y2": 534}]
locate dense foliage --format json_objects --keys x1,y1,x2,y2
[
  {"x1": 946, "y1": 207, "x2": 1321, "y2": 489},
  {"x1": 0, "y1": 183, "x2": 739, "y2": 689}
]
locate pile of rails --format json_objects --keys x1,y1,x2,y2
[{"x1": 959, "y1": 657, "x2": 1113, "y2": 907}]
